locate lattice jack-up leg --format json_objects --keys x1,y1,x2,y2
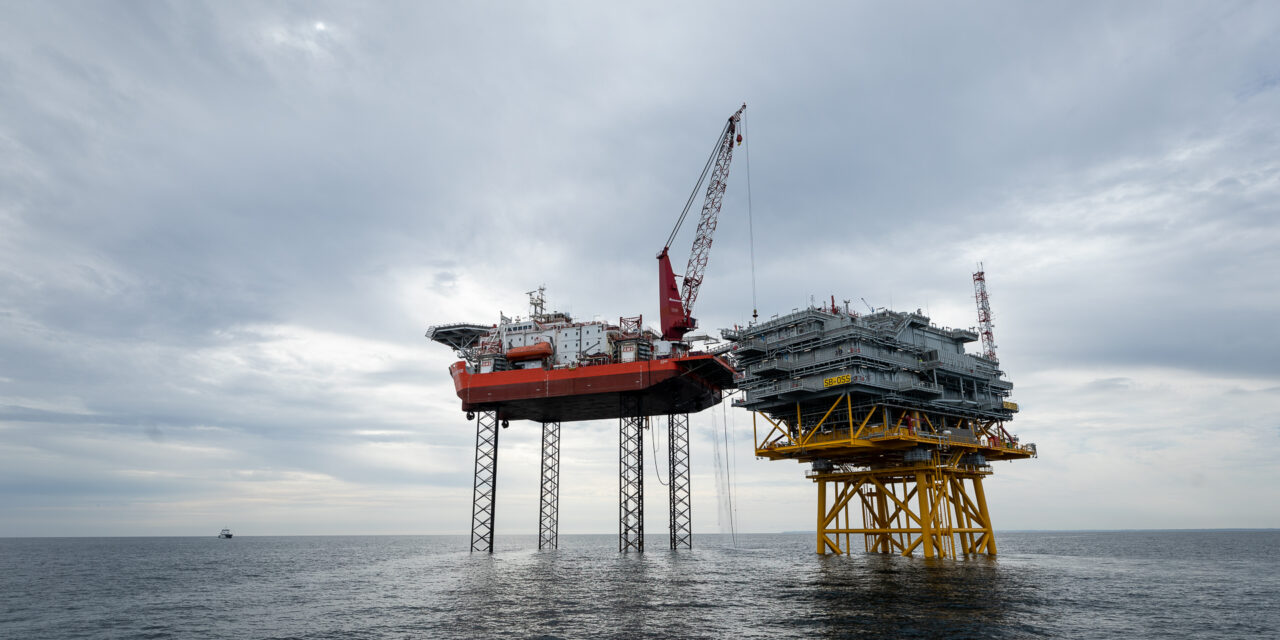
[
  {"x1": 668, "y1": 413, "x2": 693, "y2": 550},
  {"x1": 539, "y1": 420, "x2": 561, "y2": 550},
  {"x1": 619, "y1": 396, "x2": 644, "y2": 552},
  {"x1": 470, "y1": 411, "x2": 500, "y2": 553}
]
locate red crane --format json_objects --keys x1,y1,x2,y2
[{"x1": 658, "y1": 103, "x2": 746, "y2": 341}]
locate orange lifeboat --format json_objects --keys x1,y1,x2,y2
[{"x1": 505, "y1": 341, "x2": 553, "y2": 362}]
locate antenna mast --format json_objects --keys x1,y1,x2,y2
[{"x1": 527, "y1": 285, "x2": 547, "y2": 321}]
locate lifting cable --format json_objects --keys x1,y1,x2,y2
[
  {"x1": 743, "y1": 115, "x2": 758, "y2": 322},
  {"x1": 709, "y1": 406, "x2": 730, "y2": 540},
  {"x1": 665, "y1": 117, "x2": 735, "y2": 250},
  {"x1": 721, "y1": 401, "x2": 739, "y2": 547},
  {"x1": 652, "y1": 418, "x2": 668, "y2": 486},
  {"x1": 728, "y1": 394, "x2": 741, "y2": 543}
]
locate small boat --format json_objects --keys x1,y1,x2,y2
[
  {"x1": 503, "y1": 341, "x2": 554, "y2": 362},
  {"x1": 218, "y1": 528, "x2": 233, "y2": 539}
]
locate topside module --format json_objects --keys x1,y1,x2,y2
[{"x1": 724, "y1": 275, "x2": 1035, "y2": 558}]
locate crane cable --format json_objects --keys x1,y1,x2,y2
[
  {"x1": 665, "y1": 117, "x2": 735, "y2": 251},
  {"x1": 744, "y1": 114, "x2": 757, "y2": 322},
  {"x1": 651, "y1": 418, "x2": 668, "y2": 486},
  {"x1": 709, "y1": 405, "x2": 730, "y2": 540},
  {"x1": 721, "y1": 401, "x2": 739, "y2": 547},
  {"x1": 728, "y1": 394, "x2": 742, "y2": 544}
]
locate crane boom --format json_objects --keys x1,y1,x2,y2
[{"x1": 658, "y1": 103, "x2": 746, "y2": 341}]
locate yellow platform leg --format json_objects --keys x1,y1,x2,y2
[{"x1": 814, "y1": 466, "x2": 998, "y2": 559}]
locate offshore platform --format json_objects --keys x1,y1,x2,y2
[
  {"x1": 723, "y1": 266, "x2": 1035, "y2": 558},
  {"x1": 427, "y1": 105, "x2": 746, "y2": 553},
  {"x1": 427, "y1": 103, "x2": 1034, "y2": 558}
]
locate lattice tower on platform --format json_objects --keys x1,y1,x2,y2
[{"x1": 973, "y1": 262, "x2": 998, "y2": 362}]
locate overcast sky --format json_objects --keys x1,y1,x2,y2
[{"x1": 2, "y1": 1, "x2": 1278, "y2": 537}]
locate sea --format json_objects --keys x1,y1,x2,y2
[{"x1": 1, "y1": 531, "x2": 1276, "y2": 639}]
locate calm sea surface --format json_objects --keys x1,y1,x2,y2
[{"x1": 1, "y1": 531, "x2": 1276, "y2": 639}]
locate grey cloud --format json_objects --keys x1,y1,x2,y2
[
  {"x1": 1080, "y1": 378, "x2": 1134, "y2": 393},
  {"x1": 2, "y1": 1, "x2": 1279, "y2": 534}
]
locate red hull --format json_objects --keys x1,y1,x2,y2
[{"x1": 448, "y1": 354, "x2": 736, "y2": 422}]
